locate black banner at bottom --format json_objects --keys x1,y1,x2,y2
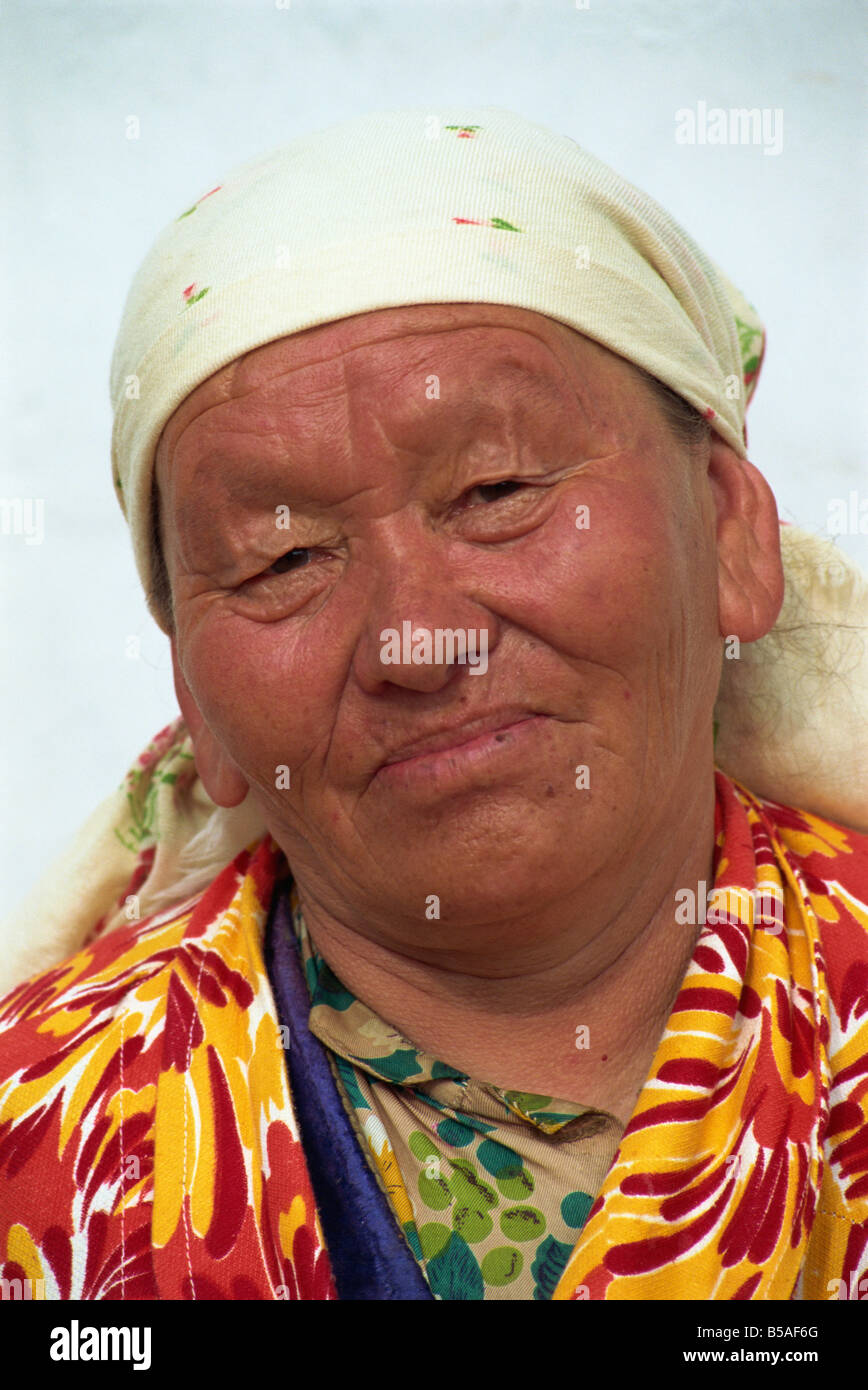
[{"x1": 1, "y1": 1294, "x2": 861, "y2": 1377}]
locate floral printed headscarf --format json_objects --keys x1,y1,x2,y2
[{"x1": 108, "y1": 105, "x2": 765, "y2": 624}]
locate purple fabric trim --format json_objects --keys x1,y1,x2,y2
[{"x1": 264, "y1": 880, "x2": 433, "y2": 1301}]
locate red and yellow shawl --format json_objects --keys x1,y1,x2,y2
[{"x1": 1, "y1": 772, "x2": 867, "y2": 1301}]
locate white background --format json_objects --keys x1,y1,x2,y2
[{"x1": 1, "y1": 0, "x2": 866, "y2": 910}]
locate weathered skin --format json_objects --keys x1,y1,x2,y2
[{"x1": 157, "y1": 302, "x2": 783, "y2": 1123}]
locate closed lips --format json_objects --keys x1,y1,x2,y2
[{"x1": 380, "y1": 711, "x2": 540, "y2": 766}]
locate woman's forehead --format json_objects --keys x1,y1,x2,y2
[
  {"x1": 157, "y1": 307, "x2": 636, "y2": 473},
  {"x1": 177, "y1": 304, "x2": 587, "y2": 405}
]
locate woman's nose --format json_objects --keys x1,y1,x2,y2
[{"x1": 350, "y1": 535, "x2": 498, "y2": 694}]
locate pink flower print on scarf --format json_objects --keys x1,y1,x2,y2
[
  {"x1": 176, "y1": 185, "x2": 223, "y2": 221},
  {"x1": 181, "y1": 283, "x2": 210, "y2": 309},
  {"x1": 452, "y1": 216, "x2": 523, "y2": 232},
  {"x1": 735, "y1": 314, "x2": 765, "y2": 402}
]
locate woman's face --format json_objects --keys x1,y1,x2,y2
[{"x1": 156, "y1": 303, "x2": 782, "y2": 957}]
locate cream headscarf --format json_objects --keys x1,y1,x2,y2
[
  {"x1": 110, "y1": 105, "x2": 763, "y2": 604},
  {"x1": 2, "y1": 106, "x2": 866, "y2": 996}
]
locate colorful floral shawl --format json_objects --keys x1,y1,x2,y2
[{"x1": 1, "y1": 773, "x2": 867, "y2": 1300}]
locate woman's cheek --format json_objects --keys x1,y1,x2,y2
[
  {"x1": 182, "y1": 617, "x2": 280, "y2": 767},
  {"x1": 507, "y1": 493, "x2": 669, "y2": 659},
  {"x1": 229, "y1": 620, "x2": 349, "y2": 786}
]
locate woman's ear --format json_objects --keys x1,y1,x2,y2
[
  {"x1": 171, "y1": 641, "x2": 250, "y2": 807},
  {"x1": 707, "y1": 437, "x2": 785, "y2": 643}
]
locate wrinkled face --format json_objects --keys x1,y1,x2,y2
[{"x1": 155, "y1": 304, "x2": 749, "y2": 945}]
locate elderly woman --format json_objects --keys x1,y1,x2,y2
[{"x1": 1, "y1": 107, "x2": 867, "y2": 1303}]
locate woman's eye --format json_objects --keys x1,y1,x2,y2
[
  {"x1": 268, "y1": 548, "x2": 313, "y2": 574},
  {"x1": 466, "y1": 480, "x2": 525, "y2": 504}
]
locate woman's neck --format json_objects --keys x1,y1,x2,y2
[{"x1": 289, "y1": 781, "x2": 716, "y2": 1127}]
